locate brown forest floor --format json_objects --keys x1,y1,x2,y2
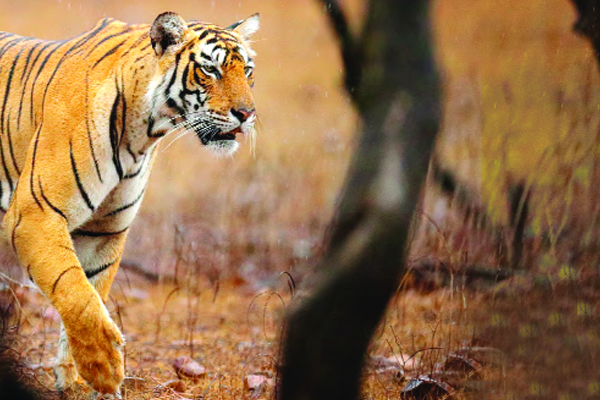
[
  {"x1": 12, "y1": 266, "x2": 600, "y2": 400},
  {"x1": 9, "y1": 272, "x2": 502, "y2": 400}
]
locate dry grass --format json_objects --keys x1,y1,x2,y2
[{"x1": 12, "y1": 275, "x2": 492, "y2": 399}]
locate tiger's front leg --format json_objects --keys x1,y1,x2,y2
[
  {"x1": 54, "y1": 231, "x2": 129, "y2": 394},
  {"x1": 4, "y1": 200, "x2": 125, "y2": 395}
]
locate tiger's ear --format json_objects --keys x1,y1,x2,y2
[
  {"x1": 227, "y1": 13, "x2": 260, "y2": 40},
  {"x1": 150, "y1": 12, "x2": 188, "y2": 56}
]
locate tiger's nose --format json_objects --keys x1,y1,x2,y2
[{"x1": 231, "y1": 108, "x2": 256, "y2": 123}]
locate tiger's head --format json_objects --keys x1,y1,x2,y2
[{"x1": 146, "y1": 12, "x2": 259, "y2": 155}]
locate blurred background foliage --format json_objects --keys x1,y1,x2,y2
[{"x1": 0, "y1": 0, "x2": 598, "y2": 286}]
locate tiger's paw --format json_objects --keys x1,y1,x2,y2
[
  {"x1": 91, "y1": 390, "x2": 123, "y2": 399},
  {"x1": 55, "y1": 379, "x2": 92, "y2": 400},
  {"x1": 66, "y1": 316, "x2": 125, "y2": 395},
  {"x1": 54, "y1": 360, "x2": 84, "y2": 392}
]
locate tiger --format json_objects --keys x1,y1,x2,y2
[{"x1": 0, "y1": 11, "x2": 259, "y2": 396}]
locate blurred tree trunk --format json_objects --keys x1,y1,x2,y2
[
  {"x1": 570, "y1": 0, "x2": 600, "y2": 64},
  {"x1": 278, "y1": 1, "x2": 440, "y2": 399}
]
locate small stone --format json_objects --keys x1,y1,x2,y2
[
  {"x1": 244, "y1": 374, "x2": 269, "y2": 391},
  {"x1": 172, "y1": 356, "x2": 206, "y2": 379},
  {"x1": 165, "y1": 379, "x2": 187, "y2": 393}
]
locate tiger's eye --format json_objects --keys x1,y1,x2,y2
[{"x1": 201, "y1": 65, "x2": 221, "y2": 79}]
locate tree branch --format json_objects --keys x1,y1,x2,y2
[{"x1": 317, "y1": 0, "x2": 363, "y2": 97}]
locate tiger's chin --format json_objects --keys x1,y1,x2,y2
[{"x1": 205, "y1": 139, "x2": 240, "y2": 156}]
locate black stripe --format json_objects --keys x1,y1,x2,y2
[
  {"x1": 38, "y1": 39, "x2": 90, "y2": 116},
  {"x1": 29, "y1": 41, "x2": 65, "y2": 124},
  {"x1": 1, "y1": 45, "x2": 24, "y2": 131},
  {"x1": 87, "y1": 27, "x2": 131, "y2": 54},
  {"x1": 38, "y1": 177, "x2": 67, "y2": 221},
  {"x1": 91, "y1": 38, "x2": 128, "y2": 69},
  {"x1": 2, "y1": 47, "x2": 25, "y2": 179},
  {"x1": 17, "y1": 41, "x2": 54, "y2": 130},
  {"x1": 205, "y1": 37, "x2": 220, "y2": 46},
  {"x1": 126, "y1": 144, "x2": 138, "y2": 163},
  {"x1": 27, "y1": 32, "x2": 93, "y2": 132},
  {"x1": 109, "y1": 82, "x2": 124, "y2": 179},
  {"x1": 73, "y1": 226, "x2": 129, "y2": 237},
  {"x1": 133, "y1": 53, "x2": 149, "y2": 64},
  {"x1": 198, "y1": 29, "x2": 218, "y2": 41},
  {"x1": 119, "y1": 72, "x2": 127, "y2": 144},
  {"x1": 0, "y1": 177, "x2": 4, "y2": 211},
  {"x1": 0, "y1": 128, "x2": 13, "y2": 193},
  {"x1": 146, "y1": 115, "x2": 165, "y2": 138},
  {"x1": 0, "y1": 37, "x2": 26, "y2": 60},
  {"x1": 0, "y1": 42, "x2": 24, "y2": 191},
  {"x1": 164, "y1": 52, "x2": 181, "y2": 98},
  {"x1": 52, "y1": 266, "x2": 79, "y2": 294},
  {"x1": 19, "y1": 20, "x2": 115, "y2": 129},
  {"x1": 59, "y1": 244, "x2": 76, "y2": 253},
  {"x1": 123, "y1": 156, "x2": 147, "y2": 179},
  {"x1": 166, "y1": 97, "x2": 185, "y2": 117},
  {"x1": 84, "y1": 74, "x2": 103, "y2": 183},
  {"x1": 137, "y1": 42, "x2": 152, "y2": 53},
  {"x1": 188, "y1": 22, "x2": 206, "y2": 31},
  {"x1": 67, "y1": 18, "x2": 113, "y2": 55},
  {"x1": 180, "y1": 63, "x2": 191, "y2": 98},
  {"x1": 29, "y1": 126, "x2": 44, "y2": 211},
  {"x1": 10, "y1": 213, "x2": 21, "y2": 253},
  {"x1": 6, "y1": 113, "x2": 21, "y2": 176},
  {"x1": 104, "y1": 188, "x2": 145, "y2": 217},
  {"x1": 121, "y1": 33, "x2": 150, "y2": 59},
  {"x1": 192, "y1": 62, "x2": 202, "y2": 84},
  {"x1": 69, "y1": 140, "x2": 95, "y2": 211},
  {"x1": 19, "y1": 41, "x2": 39, "y2": 84},
  {"x1": 85, "y1": 260, "x2": 117, "y2": 279}
]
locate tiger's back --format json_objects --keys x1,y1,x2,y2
[{"x1": 0, "y1": 19, "x2": 153, "y2": 212}]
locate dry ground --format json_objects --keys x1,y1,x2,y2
[{"x1": 11, "y1": 273, "x2": 493, "y2": 400}]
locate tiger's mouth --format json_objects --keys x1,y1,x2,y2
[
  {"x1": 212, "y1": 126, "x2": 242, "y2": 141},
  {"x1": 197, "y1": 126, "x2": 242, "y2": 145}
]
